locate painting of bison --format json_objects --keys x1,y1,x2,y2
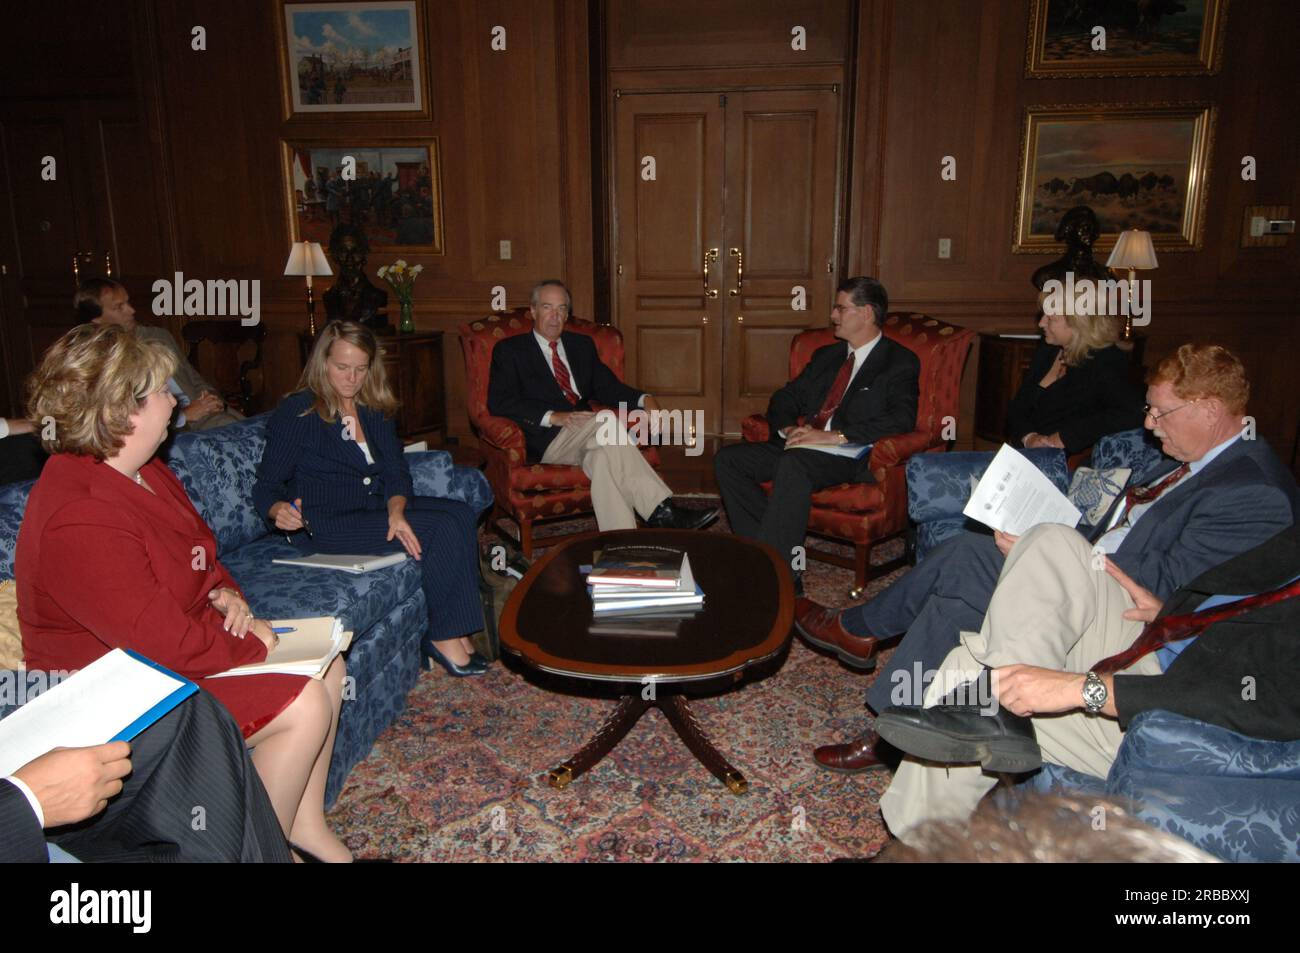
[
  {"x1": 1027, "y1": 0, "x2": 1227, "y2": 77},
  {"x1": 1014, "y1": 104, "x2": 1215, "y2": 252}
]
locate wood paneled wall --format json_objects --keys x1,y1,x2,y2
[
  {"x1": 847, "y1": 0, "x2": 1300, "y2": 466},
  {"x1": 4, "y1": 1, "x2": 1296, "y2": 467},
  {"x1": 129, "y1": 0, "x2": 594, "y2": 439}
]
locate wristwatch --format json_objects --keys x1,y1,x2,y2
[{"x1": 1081, "y1": 670, "x2": 1108, "y2": 713}]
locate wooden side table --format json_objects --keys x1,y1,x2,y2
[{"x1": 299, "y1": 329, "x2": 446, "y2": 441}]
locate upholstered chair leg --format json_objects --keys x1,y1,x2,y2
[
  {"x1": 847, "y1": 543, "x2": 870, "y2": 600},
  {"x1": 519, "y1": 517, "x2": 534, "y2": 558}
]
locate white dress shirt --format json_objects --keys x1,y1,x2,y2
[
  {"x1": 1095, "y1": 433, "x2": 1241, "y2": 553},
  {"x1": 535, "y1": 331, "x2": 646, "y2": 427}
]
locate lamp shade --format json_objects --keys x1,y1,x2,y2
[
  {"x1": 283, "y1": 241, "x2": 332, "y2": 277},
  {"x1": 1106, "y1": 229, "x2": 1159, "y2": 271}
]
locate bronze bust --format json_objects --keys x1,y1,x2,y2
[
  {"x1": 1031, "y1": 205, "x2": 1110, "y2": 290},
  {"x1": 323, "y1": 224, "x2": 389, "y2": 330}
]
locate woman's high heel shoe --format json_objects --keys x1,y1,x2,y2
[{"x1": 422, "y1": 640, "x2": 488, "y2": 676}]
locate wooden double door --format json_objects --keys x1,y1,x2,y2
[{"x1": 613, "y1": 87, "x2": 843, "y2": 436}]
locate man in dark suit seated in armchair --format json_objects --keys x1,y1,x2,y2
[
  {"x1": 797, "y1": 343, "x2": 1297, "y2": 775},
  {"x1": 713, "y1": 276, "x2": 920, "y2": 592},
  {"x1": 488, "y1": 279, "x2": 718, "y2": 531}
]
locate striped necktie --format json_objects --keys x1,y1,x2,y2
[{"x1": 549, "y1": 340, "x2": 579, "y2": 405}]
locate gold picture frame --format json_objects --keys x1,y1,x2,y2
[
  {"x1": 276, "y1": 1, "x2": 432, "y2": 122},
  {"x1": 1026, "y1": 0, "x2": 1228, "y2": 78},
  {"x1": 1012, "y1": 103, "x2": 1216, "y2": 254},
  {"x1": 282, "y1": 138, "x2": 445, "y2": 254}
]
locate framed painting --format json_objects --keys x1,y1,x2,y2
[
  {"x1": 1026, "y1": 0, "x2": 1228, "y2": 77},
  {"x1": 284, "y1": 140, "x2": 445, "y2": 254},
  {"x1": 280, "y1": 1, "x2": 429, "y2": 117},
  {"x1": 1012, "y1": 103, "x2": 1216, "y2": 253}
]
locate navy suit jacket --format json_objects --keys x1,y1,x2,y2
[
  {"x1": 1107, "y1": 436, "x2": 1298, "y2": 602},
  {"x1": 766, "y1": 335, "x2": 920, "y2": 446},
  {"x1": 0, "y1": 779, "x2": 45, "y2": 863},
  {"x1": 252, "y1": 390, "x2": 414, "y2": 535},
  {"x1": 488, "y1": 330, "x2": 645, "y2": 460}
]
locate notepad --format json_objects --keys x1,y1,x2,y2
[
  {"x1": 272, "y1": 552, "x2": 408, "y2": 574},
  {"x1": 206, "y1": 617, "x2": 353, "y2": 679},
  {"x1": 0, "y1": 649, "x2": 197, "y2": 777}
]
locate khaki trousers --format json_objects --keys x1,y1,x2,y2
[
  {"x1": 541, "y1": 410, "x2": 672, "y2": 530},
  {"x1": 879, "y1": 523, "x2": 1163, "y2": 843}
]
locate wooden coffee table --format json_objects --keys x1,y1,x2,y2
[{"x1": 499, "y1": 529, "x2": 794, "y2": 794}]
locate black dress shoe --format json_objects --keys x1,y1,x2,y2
[
  {"x1": 875, "y1": 687, "x2": 1041, "y2": 774},
  {"x1": 644, "y1": 498, "x2": 721, "y2": 531}
]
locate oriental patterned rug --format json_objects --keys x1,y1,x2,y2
[{"x1": 327, "y1": 502, "x2": 906, "y2": 862}]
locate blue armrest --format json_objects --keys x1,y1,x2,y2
[
  {"x1": 1091, "y1": 428, "x2": 1167, "y2": 485},
  {"x1": 407, "y1": 451, "x2": 493, "y2": 514},
  {"x1": 906, "y1": 448, "x2": 1067, "y2": 525}
]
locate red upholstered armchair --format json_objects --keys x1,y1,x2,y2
[
  {"x1": 741, "y1": 312, "x2": 975, "y2": 594},
  {"x1": 459, "y1": 308, "x2": 660, "y2": 556}
]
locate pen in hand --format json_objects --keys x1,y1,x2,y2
[
  {"x1": 290, "y1": 500, "x2": 314, "y2": 539},
  {"x1": 272, "y1": 626, "x2": 297, "y2": 634}
]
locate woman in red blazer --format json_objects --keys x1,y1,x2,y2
[{"x1": 16, "y1": 324, "x2": 350, "y2": 862}]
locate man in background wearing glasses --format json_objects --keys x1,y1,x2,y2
[{"x1": 797, "y1": 343, "x2": 1296, "y2": 774}]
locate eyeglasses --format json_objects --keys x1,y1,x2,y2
[{"x1": 1144, "y1": 399, "x2": 1200, "y2": 422}]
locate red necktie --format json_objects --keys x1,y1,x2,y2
[
  {"x1": 1125, "y1": 463, "x2": 1190, "y2": 510},
  {"x1": 809, "y1": 351, "x2": 856, "y2": 430},
  {"x1": 549, "y1": 340, "x2": 579, "y2": 405},
  {"x1": 1093, "y1": 575, "x2": 1300, "y2": 675}
]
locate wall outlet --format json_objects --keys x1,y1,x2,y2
[
  {"x1": 499, "y1": 240, "x2": 512, "y2": 260},
  {"x1": 938, "y1": 237, "x2": 952, "y2": 259}
]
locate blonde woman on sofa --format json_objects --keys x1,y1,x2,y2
[
  {"x1": 252, "y1": 320, "x2": 487, "y2": 677},
  {"x1": 15, "y1": 324, "x2": 351, "y2": 862}
]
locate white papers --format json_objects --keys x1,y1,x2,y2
[
  {"x1": 272, "y1": 552, "x2": 408, "y2": 574},
  {"x1": 206, "y1": 617, "x2": 352, "y2": 679},
  {"x1": 0, "y1": 649, "x2": 195, "y2": 776},
  {"x1": 962, "y1": 444, "x2": 1081, "y2": 535},
  {"x1": 403, "y1": 441, "x2": 428, "y2": 453},
  {"x1": 786, "y1": 442, "x2": 872, "y2": 459}
]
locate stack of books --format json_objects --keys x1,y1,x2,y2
[{"x1": 586, "y1": 544, "x2": 704, "y2": 620}]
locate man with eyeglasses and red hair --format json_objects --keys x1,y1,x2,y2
[{"x1": 797, "y1": 343, "x2": 1296, "y2": 775}]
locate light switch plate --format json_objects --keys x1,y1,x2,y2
[
  {"x1": 499, "y1": 240, "x2": 512, "y2": 260},
  {"x1": 938, "y1": 238, "x2": 952, "y2": 259}
]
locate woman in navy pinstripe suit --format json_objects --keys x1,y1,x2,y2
[{"x1": 253, "y1": 321, "x2": 488, "y2": 676}]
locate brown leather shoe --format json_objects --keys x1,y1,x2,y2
[
  {"x1": 794, "y1": 597, "x2": 879, "y2": 669},
  {"x1": 813, "y1": 732, "x2": 889, "y2": 773}
]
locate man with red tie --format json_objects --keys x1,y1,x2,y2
[
  {"x1": 713, "y1": 277, "x2": 920, "y2": 590},
  {"x1": 488, "y1": 280, "x2": 718, "y2": 531},
  {"x1": 872, "y1": 520, "x2": 1300, "y2": 844},
  {"x1": 799, "y1": 343, "x2": 1296, "y2": 776}
]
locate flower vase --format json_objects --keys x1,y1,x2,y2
[{"x1": 399, "y1": 300, "x2": 415, "y2": 334}]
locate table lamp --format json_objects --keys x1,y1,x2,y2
[
  {"x1": 283, "y1": 241, "x2": 332, "y2": 335},
  {"x1": 1105, "y1": 229, "x2": 1158, "y2": 340}
]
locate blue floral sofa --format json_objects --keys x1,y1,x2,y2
[
  {"x1": 0, "y1": 415, "x2": 492, "y2": 808},
  {"x1": 905, "y1": 428, "x2": 1300, "y2": 862}
]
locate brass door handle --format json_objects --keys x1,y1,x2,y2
[
  {"x1": 729, "y1": 247, "x2": 743, "y2": 296},
  {"x1": 703, "y1": 247, "x2": 719, "y2": 298}
]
